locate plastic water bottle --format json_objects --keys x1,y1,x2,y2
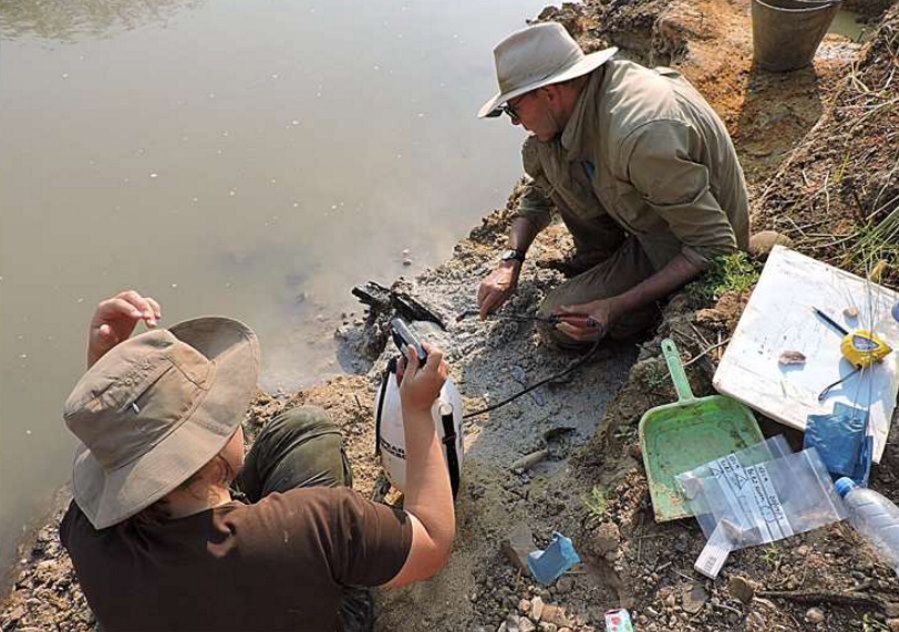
[{"x1": 835, "y1": 477, "x2": 899, "y2": 576}]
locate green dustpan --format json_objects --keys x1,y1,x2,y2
[{"x1": 639, "y1": 338, "x2": 764, "y2": 522}]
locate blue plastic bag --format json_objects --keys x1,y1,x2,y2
[
  {"x1": 804, "y1": 402, "x2": 872, "y2": 485},
  {"x1": 527, "y1": 531, "x2": 581, "y2": 585}
]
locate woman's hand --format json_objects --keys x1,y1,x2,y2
[
  {"x1": 87, "y1": 290, "x2": 162, "y2": 367},
  {"x1": 396, "y1": 342, "x2": 448, "y2": 414}
]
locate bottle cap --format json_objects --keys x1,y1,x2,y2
[{"x1": 835, "y1": 477, "x2": 857, "y2": 497}]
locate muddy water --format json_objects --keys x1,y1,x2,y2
[
  {"x1": 829, "y1": 8, "x2": 869, "y2": 42},
  {"x1": 0, "y1": 0, "x2": 547, "y2": 575}
]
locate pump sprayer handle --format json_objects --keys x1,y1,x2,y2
[{"x1": 390, "y1": 318, "x2": 428, "y2": 364}]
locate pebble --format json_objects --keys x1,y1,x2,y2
[
  {"x1": 403, "y1": 258, "x2": 413, "y2": 266},
  {"x1": 518, "y1": 599, "x2": 531, "y2": 614},
  {"x1": 555, "y1": 577, "x2": 573, "y2": 594},
  {"x1": 805, "y1": 607, "x2": 825, "y2": 623},
  {"x1": 888, "y1": 619, "x2": 899, "y2": 632},
  {"x1": 530, "y1": 596, "x2": 544, "y2": 622},
  {"x1": 519, "y1": 618, "x2": 536, "y2": 632}
]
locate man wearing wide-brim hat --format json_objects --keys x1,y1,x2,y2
[
  {"x1": 477, "y1": 22, "x2": 749, "y2": 346},
  {"x1": 59, "y1": 290, "x2": 455, "y2": 631}
]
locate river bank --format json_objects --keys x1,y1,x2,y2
[{"x1": 2, "y1": 0, "x2": 897, "y2": 630}]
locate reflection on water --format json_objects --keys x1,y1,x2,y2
[
  {"x1": 0, "y1": 0, "x2": 549, "y2": 581},
  {"x1": 0, "y1": 0, "x2": 204, "y2": 41}
]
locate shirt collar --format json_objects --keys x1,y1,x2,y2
[{"x1": 559, "y1": 67, "x2": 605, "y2": 162}]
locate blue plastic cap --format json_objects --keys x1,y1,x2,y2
[
  {"x1": 892, "y1": 301, "x2": 899, "y2": 322},
  {"x1": 835, "y1": 476, "x2": 857, "y2": 497}
]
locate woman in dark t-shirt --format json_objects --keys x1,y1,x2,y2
[{"x1": 60, "y1": 289, "x2": 455, "y2": 631}]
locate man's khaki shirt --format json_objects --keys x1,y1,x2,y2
[{"x1": 518, "y1": 60, "x2": 749, "y2": 272}]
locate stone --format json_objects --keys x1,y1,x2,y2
[
  {"x1": 696, "y1": 307, "x2": 727, "y2": 324},
  {"x1": 683, "y1": 583, "x2": 709, "y2": 614},
  {"x1": 805, "y1": 607, "x2": 825, "y2": 624},
  {"x1": 887, "y1": 619, "x2": 899, "y2": 632},
  {"x1": 519, "y1": 618, "x2": 537, "y2": 632},
  {"x1": 538, "y1": 623, "x2": 558, "y2": 632},
  {"x1": 749, "y1": 230, "x2": 793, "y2": 259},
  {"x1": 555, "y1": 577, "x2": 573, "y2": 594},
  {"x1": 540, "y1": 605, "x2": 570, "y2": 627},
  {"x1": 530, "y1": 596, "x2": 545, "y2": 622},
  {"x1": 502, "y1": 525, "x2": 536, "y2": 575},
  {"x1": 590, "y1": 522, "x2": 621, "y2": 558},
  {"x1": 519, "y1": 599, "x2": 531, "y2": 614},
  {"x1": 728, "y1": 575, "x2": 758, "y2": 604},
  {"x1": 505, "y1": 612, "x2": 520, "y2": 632}
]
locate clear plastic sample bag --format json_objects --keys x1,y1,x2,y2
[{"x1": 676, "y1": 436, "x2": 846, "y2": 578}]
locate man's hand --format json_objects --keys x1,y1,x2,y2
[
  {"x1": 552, "y1": 298, "x2": 621, "y2": 342},
  {"x1": 477, "y1": 261, "x2": 521, "y2": 319},
  {"x1": 396, "y1": 342, "x2": 448, "y2": 413},
  {"x1": 88, "y1": 290, "x2": 162, "y2": 367}
]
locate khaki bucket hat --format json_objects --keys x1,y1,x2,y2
[
  {"x1": 478, "y1": 22, "x2": 617, "y2": 119},
  {"x1": 63, "y1": 317, "x2": 260, "y2": 529}
]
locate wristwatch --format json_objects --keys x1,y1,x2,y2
[{"x1": 501, "y1": 249, "x2": 526, "y2": 264}]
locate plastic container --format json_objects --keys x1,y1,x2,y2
[{"x1": 836, "y1": 477, "x2": 899, "y2": 576}]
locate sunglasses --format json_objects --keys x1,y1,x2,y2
[
  {"x1": 497, "y1": 102, "x2": 519, "y2": 119},
  {"x1": 488, "y1": 94, "x2": 528, "y2": 119}
]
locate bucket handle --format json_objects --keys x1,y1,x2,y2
[{"x1": 661, "y1": 338, "x2": 695, "y2": 402}]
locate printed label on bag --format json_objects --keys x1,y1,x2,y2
[{"x1": 707, "y1": 452, "x2": 792, "y2": 545}]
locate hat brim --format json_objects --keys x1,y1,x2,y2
[
  {"x1": 478, "y1": 47, "x2": 617, "y2": 119},
  {"x1": 72, "y1": 317, "x2": 260, "y2": 529}
]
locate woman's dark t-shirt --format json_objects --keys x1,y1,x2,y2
[{"x1": 59, "y1": 487, "x2": 412, "y2": 632}]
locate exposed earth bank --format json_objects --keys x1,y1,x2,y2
[{"x1": 2, "y1": 1, "x2": 898, "y2": 631}]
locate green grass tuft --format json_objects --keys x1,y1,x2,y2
[{"x1": 687, "y1": 252, "x2": 761, "y2": 305}]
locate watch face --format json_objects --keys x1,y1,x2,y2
[{"x1": 502, "y1": 249, "x2": 524, "y2": 262}]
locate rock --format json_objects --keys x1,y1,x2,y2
[
  {"x1": 589, "y1": 522, "x2": 621, "y2": 558},
  {"x1": 728, "y1": 575, "x2": 758, "y2": 604},
  {"x1": 778, "y1": 350, "x2": 806, "y2": 366},
  {"x1": 540, "y1": 605, "x2": 570, "y2": 627},
  {"x1": 555, "y1": 577, "x2": 573, "y2": 594},
  {"x1": 805, "y1": 607, "x2": 825, "y2": 624},
  {"x1": 538, "y1": 623, "x2": 557, "y2": 632},
  {"x1": 519, "y1": 599, "x2": 531, "y2": 614},
  {"x1": 505, "y1": 612, "x2": 520, "y2": 632},
  {"x1": 501, "y1": 525, "x2": 536, "y2": 574},
  {"x1": 683, "y1": 583, "x2": 709, "y2": 614},
  {"x1": 887, "y1": 619, "x2": 899, "y2": 632},
  {"x1": 749, "y1": 230, "x2": 793, "y2": 259},
  {"x1": 519, "y1": 618, "x2": 537, "y2": 632},
  {"x1": 696, "y1": 307, "x2": 727, "y2": 324},
  {"x1": 530, "y1": 596, "x2": 545, "y2": 621}
]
